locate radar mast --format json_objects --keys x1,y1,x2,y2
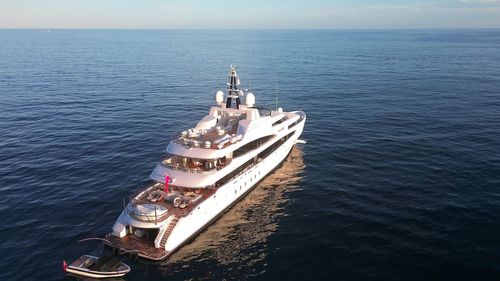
[{"x1": 225, "y1": 65, "x2": 242, "y2": 109}]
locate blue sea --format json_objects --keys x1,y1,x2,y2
[{"x1": 1, "y1": 29, "x2": 499, "y2": 280}]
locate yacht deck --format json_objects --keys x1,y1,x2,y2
[
  {"x1": 104, "y1": 234, "x2": 169, "y2": 261},
  {"x1": 171, "y1": 110, "x2": 250, "y2": 150},
  {"x1": 128, "y1": 183, "x2": 215, "y2": 222}
]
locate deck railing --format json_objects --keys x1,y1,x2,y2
[
  {"x1": 125, "y1": 184, "x2": 170, "y2": 224},
  {"x1": 170, "y1": 134, "x2": 242, "y2": 150},
  {"x1": 159, "y1": 156, "x2": 231, "y2": 174}
]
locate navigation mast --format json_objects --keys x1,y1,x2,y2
[{"x1": 225, "y1": 65, "x2": 242, "y2": 109}]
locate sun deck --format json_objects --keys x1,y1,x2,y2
[
  {"x1": 172, "y1": 123, "x2": 242, "y2": 150},
  {"x1": 127, "y1": 183, "x2": 215, "y2": 222}
]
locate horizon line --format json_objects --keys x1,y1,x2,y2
[{"x1": 2, "y1": 27, "x2": 500, "y2": 31}]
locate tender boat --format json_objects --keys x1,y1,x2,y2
[
  {"x1": 63, "y1": 255, "x2": 130, "y2": 278},
  {"x1": 104, "y1": 65, "x2": 306, "y2": 260}
]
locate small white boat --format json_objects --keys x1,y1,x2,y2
[{"x1": 63, "y1": 255, "x2": 130, "y2": 278}]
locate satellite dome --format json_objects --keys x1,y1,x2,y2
[
  {"x1": 245, "y1": 93, "x2": 255, "y2": 107},
  {"x1": 215, "y1": 91, "x2": 224, "y2": 103}
]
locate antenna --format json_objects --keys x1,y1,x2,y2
[
  {"x1": 275, "y1": 71, "x2": 278, "y2": 111},
  {"x1": 248, "y1": 72, "x2": 252, "y2": 92}
]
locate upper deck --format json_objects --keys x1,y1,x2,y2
[
  {"x1": 170, "y1": 107, "x2": 272, "y2": 150},
  {"x1": 149, "y1": 110, "x2": 303, "y2": 185},
  {"x1": 171, "y1": 112, "x2": 243, "y2": 150}
]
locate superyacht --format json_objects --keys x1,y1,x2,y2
[{"x1": 105, "y1": 66, "x2": 306, "y2": 260}]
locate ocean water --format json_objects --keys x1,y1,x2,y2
[{"x1": 1, "y1": 29, "x2": 500, "y2": 280}]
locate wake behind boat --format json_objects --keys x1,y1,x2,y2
[{"x1": 104, "y1": 66, "x2": 306, "y2": 260}]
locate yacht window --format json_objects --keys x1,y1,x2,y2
[
  {"x1": 215, "y1": 158, "x2": 253, "y2": 187},
  {"x1": 257, "y1": 131, "x2": 296, "y2": 160},
  {"x1": 288, "y1": 117, "x2": 303, "y2": 130},
  {"x1": 130, "y1": 227, "x2": 158, "y2": 243},
  {"x1": 233, "y1": 135, "x2": 273, "y2": 158},
  {"x1": 272, "y1": 117, "x2": 286, "y2": 126}
]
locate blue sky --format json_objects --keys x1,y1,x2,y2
[{"x1": 1, "y1": 0, "x2": 500, "y2": 29}]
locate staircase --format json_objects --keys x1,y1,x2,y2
[{"x1": 160, "y1": 216, "x2": 180, "y2": 248}]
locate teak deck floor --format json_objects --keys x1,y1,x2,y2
[
  {"x1": 130, "y1": 184, "x2": 216, "y2": 221},
  {"x1": 105, "y1": 234, "x2": 169, "y2": 261}
]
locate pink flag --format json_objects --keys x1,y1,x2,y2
[{"x1": 164, "y1": 175, "x2": 170, "y2": 193}]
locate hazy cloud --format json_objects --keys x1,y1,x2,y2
[{"x1": 0, "y1": 0, "x2": 499, "y2": 28}]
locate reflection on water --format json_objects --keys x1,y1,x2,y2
[
  {"x1": 158, "y1": 146, "x2": 305, "y2": 277},
  {"x1": 68, "y1": 274, "x2": 125, "y2": 281}
]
